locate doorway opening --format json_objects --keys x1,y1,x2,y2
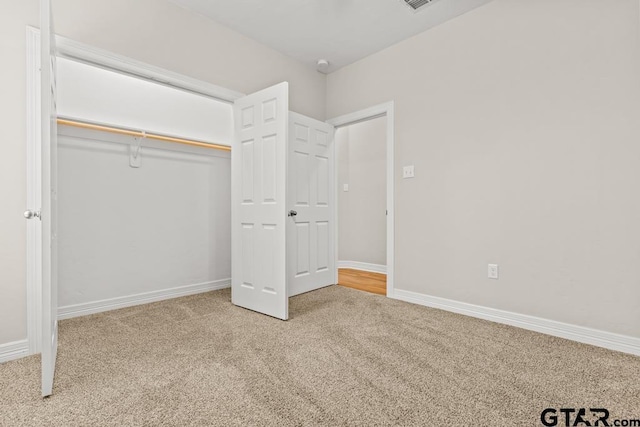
[
  {"x1": 328, "y1": 103, "x2": 395, "y2": 298},
  {"x1": 25, "y1": 27, "x2": 241, "y2": 385},
  {"x1": 335, "y1": 116, "x2": 387, "y2": 295}
]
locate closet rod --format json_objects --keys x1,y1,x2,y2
[{"x1": 57, "y1": 118, "x2": 231, "y2": 152}]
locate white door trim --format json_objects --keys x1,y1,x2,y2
[
  {"x1": 327, "y1": 102, "x2": 395, "y2": 297},
  {"x1": 26, "y1": 27, "x2": 43, "y2": 355},
  {"x1": 25, "y1": 26, "x2": 244, "y2": 355}
]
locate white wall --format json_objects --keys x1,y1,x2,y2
[
  {"x1": 52, "y1": 0, "x2": 326, "y2": 121},
  {"x1": 57, "y1": 58, "x2": 233, "y2": 144},
  {"x1": 57, "y1": 126, "x2": 230, "y2": 311},
  {"x1": 337, "y1": 117, "x2": 387, "y2": 266},
  {"x1": 327, "y1": 0, "x2": 640, "y2": 338},
  {"x1": 0, "y1": 0, "x2": 325, "y2": 347}
]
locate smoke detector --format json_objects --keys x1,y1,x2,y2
[
  {"x1": 402, "y1": 0, "x2": 442, "y2": 12},
  {"x1": 316, "y1": 59, "x2": 330, "y2": 74}
]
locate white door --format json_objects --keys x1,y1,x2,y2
[
  {"x1": 40, "y1": 0, "x2": 59, "y2": 397},
  {"x1": 287, "y1": 113, "x2": 335, "y2": 297},
  {"x1": 231, "y1": 82, "x2": 289, "y2": 320}
]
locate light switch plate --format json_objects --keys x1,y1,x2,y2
[
  {"x1": 488, "y1": 264, "x2": 499, "y2": 279},
  {"x1": 403, "y1": 165, "x2": 415, "y2": 179},
  {"x1": 343, "y1": 184, "x2": 349, "y2": 192}
]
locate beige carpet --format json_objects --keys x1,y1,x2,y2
[{"x1": 0, "y1": 286, "x2": 638, "y2": 426}]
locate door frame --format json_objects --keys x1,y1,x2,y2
[
  {"x1": 25, "y1": 26, "x2": 244, "y2": 354},
  {"x1": 327, "y1": 102, "x2": 395, "y2": 297}
]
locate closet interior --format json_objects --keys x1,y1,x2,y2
[{"x1": 56, "y1": 58, "x2": 233, "y2": 318}]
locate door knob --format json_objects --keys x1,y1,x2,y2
[
  {"x1": 288, "y1": 210, "x2": 297, "y2": 217},
  {"x1": 24, "y1": 210, "x2": 41, "y2": 220}
]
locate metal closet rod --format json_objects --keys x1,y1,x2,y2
[{"x1": 56, "y1": 118, "x2": 231, "y2": 152}]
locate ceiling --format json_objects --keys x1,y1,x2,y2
[{"x1": 169, "y1": 0, "x2": 493, "y2": 73}]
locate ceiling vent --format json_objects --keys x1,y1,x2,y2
[{"x1": 402, "y1": 0, "x2": 439, "y2": 11}]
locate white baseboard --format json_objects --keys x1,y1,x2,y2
[
  {"x1": 0, "y1": 339, "x2": 29, "y2": 364},
  {"x1": 392, "y1": 289, "x2": 640, "y2": 357},
  {"x1": 58, "y1": 278, "x2": 231, "y2": 320},
  {"x1": 338, "y1": 261, "x2": 387, "y2": 274}
]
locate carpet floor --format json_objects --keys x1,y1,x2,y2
[{"x1": 0, "y1": 286, "x2": 638, "y2": 426}]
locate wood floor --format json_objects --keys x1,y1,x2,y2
[{"x1": 337, "y1": 268, "x2": 387, "y2": 295}]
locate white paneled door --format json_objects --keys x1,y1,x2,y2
[
  {"x1": 287, "y1": 113, "x2": 335, "y2": 297},
  {"x1": 231, "y1": 83, "x2": 289, "y2": 320},
  {"x1": 41, "y1": 0, "x2": 59, "y2": 397}
]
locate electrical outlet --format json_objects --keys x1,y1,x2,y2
[
  {"x1": 343, "y1": 184, "x2": 349, "y2": 192},
  {"x1": 403, "y1": 165, "x2": 415, "y2": 179},
  {"x1": 488, "y1": 264, "x2": 499, "y2": 279}
]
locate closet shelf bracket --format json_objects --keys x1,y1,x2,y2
[{"x1": 129, "y1": 132, "x2": 145, "y2": 168}]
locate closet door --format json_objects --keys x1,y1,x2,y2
[
  {"x1": 287, "y1": 113, "x2": 336, "y2": 297},
  {"x1": 231, "y1": 82, "x2": 289, "y2": 320},
  {"x1": 41, "y1": 0, "x2": 59, "y2": 397}
]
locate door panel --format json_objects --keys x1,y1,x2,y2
[
  {"x1": 288, "y1": 113, "x2": 335, "y2": 297},
  {"x1": 232, "y1": 83, "x2": 289, "y2": 320},
  {"x1": 294, "y1": 222, "x2": 310, "y2": 276},
  {"x1": 316, "y1": 222, "x2": 329, "y2": 271},
  {"x1": 41, "y1": 0, "x2": 59, "y2": 397}
]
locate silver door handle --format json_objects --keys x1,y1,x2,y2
[
  {"x1": 288, "y1": 210, "x2": 297, "y2": 217},
  {"x1": 24, "y1": 210, "x2": 41, "y2": 220}
]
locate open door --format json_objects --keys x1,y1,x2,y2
[
  {"x1": 231, "y1": 82, "x2": 289, "y2": 320},
  {"x1": 287, "y1": 113, "x2": 336, "y2": 296},
  {"x1": 41, "y1": 0, "x2": 59, "y2": 397}
]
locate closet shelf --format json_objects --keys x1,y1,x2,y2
[{"x1": 57, "y1": 118, "x2": 231, "y2": 152}]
